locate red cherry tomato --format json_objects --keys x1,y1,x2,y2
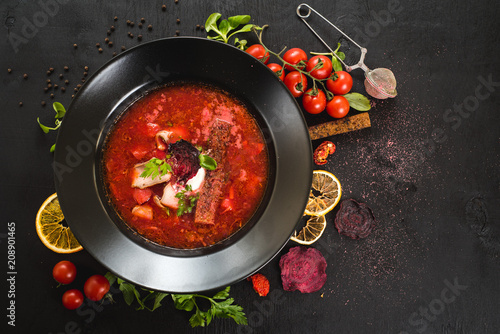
[
  {"x1": 283, "y1": 48, "x2": 308, "y2": 70},
  {"x1": 326, "y1": 96, "x2": 350, "y2": 118},
  {"x1": 53, "y1": 261, "x2": 77, "y2": 285},
  {"x1": 84, "y1": 275, "x2": 110, "y2": 301},
  {"x1": 246, "y1": 44, "x2": 269, "y2": 64},
  {"x1": 326, "y1": 71, "x2": 353, "y2": 95},
  {"x1": 62, "y1": 289, "x2": 84, "y2": 310},
  {"x1": 305, "y1": 56, "x2": 333, "y2": 80},
  {"x1": 302, "y1": 89, "x2": 327, "y2": 114},
  {"x1": 284, "y1": 71, "x2": 308, "y2": 97},
  {"x1": 267, "y1": 63, "x2": 285, "y2": 81}
]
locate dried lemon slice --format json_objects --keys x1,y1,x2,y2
[
  {"x1": 35, "y1": 193, "x2": 83, "y2": 253},
  {"x1": 290, "y1": 215, "x2": 327, "y2": 245},
  {"x1": 304, "y1": 170, "x2": 341, "y2": 217}
]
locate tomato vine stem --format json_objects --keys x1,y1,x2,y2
[{"x1": 253, "y1": 26, "x2": 333, "y2": 100}]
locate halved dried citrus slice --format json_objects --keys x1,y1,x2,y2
[
  {"x1": 290, "y1": 215, "x2": 327, "y2": 245},
  {"x1": 35, "y1": 193, "x2": 83, "y2": 253},
  {"x1": 304, "y1": 170, "x2": 342, "y2": 217}
]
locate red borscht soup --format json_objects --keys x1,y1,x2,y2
[{"x1": 102, "y1": 83, "x2": 269, "y2": 249}]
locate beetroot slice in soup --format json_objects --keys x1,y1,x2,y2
[
  {"x1": 334, "y1": 199, "x2": 376, "y2": 239},
  {"x1": 279, "y1": 246, "x2": 327, "y2": 293}
]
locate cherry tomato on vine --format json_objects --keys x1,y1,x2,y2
[
  {"x1": 267, "y1": 63, "x2": 285, "y2": 81},
  {"x1": 305, "y1": 55, "x2": 333, "y2": 80},
  {"x1": 302, "y1": 89, "x2": 327, "y2": 114},
  {"x1": 284, "y1": 71, "x2": 308, "y2": 97},
  {"x1": 283, "y1": 48, "x2": 308, "y2": 70},
  {"x1": 53, "y1": 261, "x2": 77, "y2": 285},
  {"x1": 62, "y1": 289, "x2": 84, "y2": 310},
  {"x1": 326, "y1": 71, "x2": 353, "y2": 95},
  {"x1": 246, "y1": 44, "x2": 269, "y2": 64},
  {"x1": 84, "y1": 275, "x2": 110, "y2": 301},
  {"x1": 326, "y1": 96, "x2": 350, "y2": 118}
]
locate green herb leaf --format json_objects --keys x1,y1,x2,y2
[
  {"x1": 53, "y1": 102, "x2": 66, "y2": 119},
  {"x1": 175, "y1": 185, "x2": 199, "y2": 216},
  {"x1": 119, "y1": 281, "x2": 137, "y2": 306},
  {"x1": 172, "y1": 294, "x2": 196, "y2": 312},
  {"x1": 343, "y1": 92, "x2": 372, "y2": 111},
  {"x1": 227, "y1": 24, "x2": 256, "y2": 39},
  {"x1": 213, "y1": 286, "x2": 230, "y2": 300},
  {"x1": 151, "y1": 292, "x2": 169, "y2": 311},
  {"x1": 204, "y1": 13, "x2": 222, "y2": 34},
  {"x1": 37, "y1": 118, "x2": 51, "y2": 134},
  {"x1": 105, "y1": 272, "x2": 117, "y2": 287},
  {"x1": 50, "y1": 144, "x2": 56, "y2": 153},
  {"x1": 140, "y1": 158, "x2": 172, "y2": 180},
  {"x1": 189, "y1": 308, "x2": 206, "y2": 327},
  {"x1": 205, "y1": 13, "x2": 261, "y2": 48},
  {"x1": 227, "y1": 15, "x2": 251, "y2": 29},
  {"x1": 332, "y1": 56, "x2": 342, "y2": 72},
  {"x1": 199, "y1": 154, "x2": 217, "y2": 170}
]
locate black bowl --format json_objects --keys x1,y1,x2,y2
[{"x1": 54, "y1": 37, "x2": 312, "y2": 293}]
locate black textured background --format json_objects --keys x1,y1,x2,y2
[{"x1": 1, "y1": 0, "x2": 499, "y2": 333}]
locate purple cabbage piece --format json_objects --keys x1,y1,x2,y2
[
  {"x1": 279, "y1": 246, "x2": 327, "y2": 293},
  {"x1": 167, "y1": 139, "x2": 200, "y2": 184},
  {"x1": 334, "y1": 199, "x2": 376, "y2": 239}
]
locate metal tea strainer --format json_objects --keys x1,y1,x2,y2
[{"x1": 296, "y1": 3, "x2": 397, "y2": 99}]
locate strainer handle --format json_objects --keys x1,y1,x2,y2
[{"x1": 296, "y1": 3, "x2": 370, "y2": 73}]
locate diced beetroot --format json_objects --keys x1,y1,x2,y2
[
  {"x1": 167, "y1": 140, "x2": 200, "y2": 184},
  {"x1": 131, "y1": 204, "x2": 153, "y2": 220},
  {"x1": 133, "y1": 188, "x2": 152, "y2": 205}
]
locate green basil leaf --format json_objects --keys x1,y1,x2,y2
[
  {"x1": 53, "y1": 102, "x2": 66, "y2": 119},
  {"x1": 336, "y1": 51, "x2": 346, "y2": 61},
  {"x1": 104, "y1": 272, "x2": 117, "y2": 286},
  {"x1": 119, "y1": 282, "x2": 137, "y2": 306},
  {"x1": 204, "y1": 13, "x2": 221, "y2": 33},
  {"x1": 50, "y1": 143, "x2": 56, "y2": 153},
  {"x1": 199, "y1": 154, "x2": 217, "y2": 170},
  {"x1": 227, "y1": 15, "x2": 251, "y2": 29},
  {"x1": 343, "y1": 92, "x2": 371, "y2": 111},
  {"x1": 332, "y1": 57, "x2": 342, "y2": 72}
]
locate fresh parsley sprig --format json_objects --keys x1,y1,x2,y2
[
  {"x1": 175, "y1": 184, "x2": 199, "y2": 216},
  {"x1": 105, "y1": 273, "x2": 247, "y2": 328},
  {"x1": 172, "y1": 286, "x2": 248, "y2": 328},
  {"x1": 205, "y1": 13, "x2": 262, "y2": 50},
  {"x1": 139, "y1": 158, "x2": 172, "y2": 180}
]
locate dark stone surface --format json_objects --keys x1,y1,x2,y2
[{"x1": 1, "y1": 0, "x2": 499, "y2": 333}]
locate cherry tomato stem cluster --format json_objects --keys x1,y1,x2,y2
[
  {"x1": 53, "y1": 260, "x2": 111, "y2": 310},
  {"x1": 245, "y1": 35, "x2": 354, "y2": 118}
]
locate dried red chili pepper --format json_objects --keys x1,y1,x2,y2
[
  {"x1": 247, "y1": 273, "x2": 270, "y2": 297},
  {"x1": 313, "y1": 141, "x2": 336, "y2": 165}
]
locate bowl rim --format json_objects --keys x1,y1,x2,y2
[{"x1": 54, "y1": 36, "x2": 313, "y2": 293}]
